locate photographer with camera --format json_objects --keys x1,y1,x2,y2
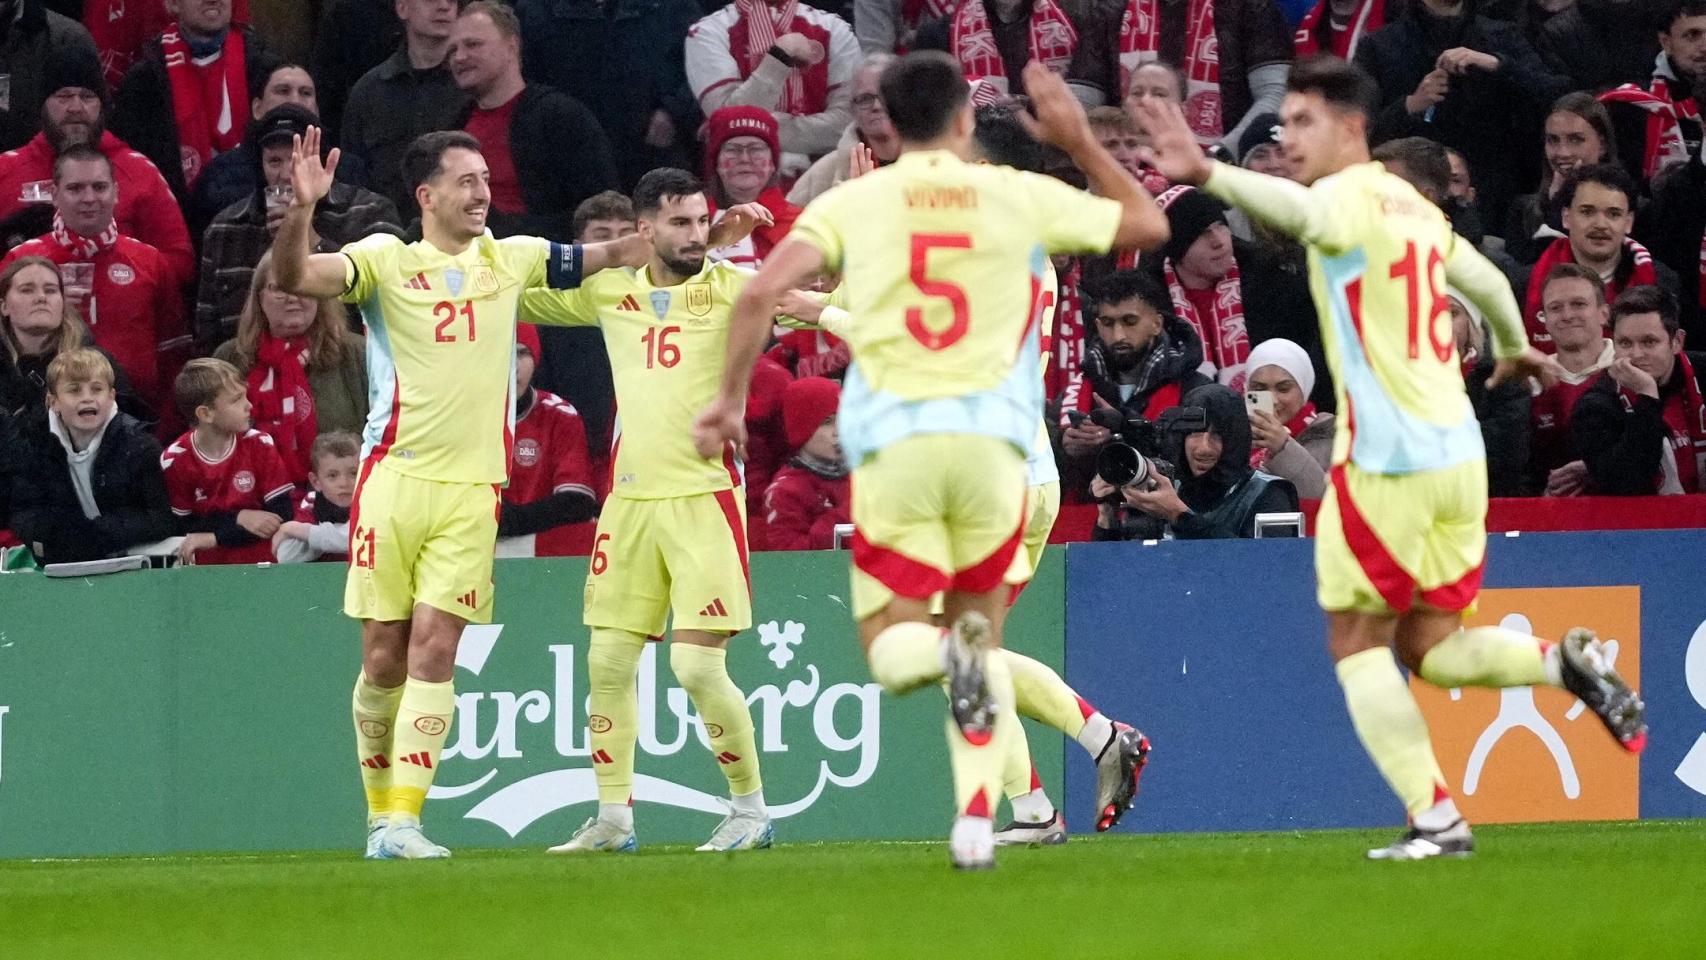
[
  {"x1": 1090, "y1": 383, "x2": 1299, "y2": 541},
  {"x1": 1059, "y1": 270, "x2": 1213, "y2": 501}
]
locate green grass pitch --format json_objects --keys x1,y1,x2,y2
[{"x1": 3, "y1": 821, "x2": 1700, "y2": 959}]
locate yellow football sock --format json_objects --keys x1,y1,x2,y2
[
  {"x1": 945, "y1": 649, "x2": 1016, "y2": 818},
  {"x1": 1005, "y1": 650, "x2": 1090, "y2": 738},
  {"x1": 1336, "y1": 647, "x2": 1448, "y2": 817},
  {"x1": 388, "y1": 676, "x2": 455, "y2": 820},
  {"x1": 1419, "y1": 626, "x2": 1552, "y2": 689},
  {"x1": 1001, "y1": 712, "x2": 1039, "y2": 802},
  {"x1": 352, "y1": 672, "x2": 405, "y2": 824},
  {"x1": 671, "y1": 643, "x2": 764, "y2": 798},
  {"x1": 588, "y1": 629, "x2": 646, "y2": 806},
  {"x1": 866, "y1": 621, "x2": 944, "y2": 694}
]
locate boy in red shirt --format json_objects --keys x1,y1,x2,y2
[
  {"x1": 274, "y1": 431, "x2": 360, "y2": 563},
  {"x1": 161, "y1": 357, "x2": 294, "y2": 564},
  {"x1": 763, "y1": 377, "x2": 849, "y2": 551},
  {"x1": 498, "y1": 324, "x2": 598, "y2": 556}
]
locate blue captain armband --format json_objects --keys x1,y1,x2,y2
[{"x1": 546, "y1": 241, "x2": 584, "y2": 290}]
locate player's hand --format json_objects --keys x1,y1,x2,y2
[
  {"x1": 1405, "y1": 69, "x2": 1451, "y2": 116},
  {"x1": 1486, "y1": 346, "x2": 1563, "y2": 392},
  {"x1": 1545, "y1": 460, "x2": 1590, "y2": 497},
  {"x1": 692, "y1": 396, "x2": 749, "y2": 461},
  {"x1": 610, "y1": 231, "x2": 651, "y2": 268},
  {"x1": 237, "y1": 509, "x2": 283, "y2": 539},
  {"x1": 177, "y1": 531, "x2": 216, "y2": 563},
  {"x1": 1607, "y1": 356, "x2": 1660, "y2": 399},
  {"x1": 289, "y1": 126, "x2": 340, "y2": 208},
  {"x1": 776, "y1": 289, "x2": 826, "y2": 325},
  {"x1": 1130, "y1": 97, "x2": 1214, "y2": 186},
  {"x1": 1248, "y1": 409, "x2": 1290, "y2": 455},
  {"x1": 773, "y1": 33, "x2": 824, "y2": 67},
  {"x1": 848, "y1": 143, "x2": 877, "y2": 180},
  {"x1": 1436, "y1": 48, "x2": 1500, "y2": 76},
  {"x1": 1015, "y1": 60, "x2": 1095, "y2": 152},
  {"x1": 708, "y1": 202, "x2": 774, "y2": 249}
]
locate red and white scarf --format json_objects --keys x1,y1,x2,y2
[
  {"x1": 249, "y1": 329, "x2": 318, "y2": 483},
  {"x1": 1524, "y1": 236, "x2": 1658, "y2": 350},
  {"x1": 1249, "y1": 402, "x2": 1321, "y2": 470},
  {"x1": 1164, "y1": 260, "x2": 1248, "y2": 391},
  {"x1": 1045, "y1": 258, "x2": 1084, "y2": 400},
  {"x1": 950, "y1": 0, "x2": 1080, "y2": 98},
  {"x1": 1619, "y1": 353, "x2": 1706, "y2": 495},
  {"x1": 1599, "y1": 65, "x2": 1699, "y2": 182},
  {"x1": 48, "y1": 213, "x2": 121, "y2": 259},
  {"x1": 735, "y1": 0, "x2": 811, "y2": 115},
  {"x1": 161, "y1": 26, "x2": 248, "y2": 187},
  {"x1": 1119, "y1": 0, "x2": 1221, "y2": 144},
  {"x1": 1293, "y1": 0, "x2": 1384, "y2": 60}
]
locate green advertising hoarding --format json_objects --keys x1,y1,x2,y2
[{"x1": 0, "y1": 551, "x2": 1065, "y2": 858}]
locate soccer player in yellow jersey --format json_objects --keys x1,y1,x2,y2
[
  {"x1": 274, "y1": 127, "x2": 646, "y2": 860},
  {"x1": 694, "y1": 54, "x2": 1170, "y2": 869},
  {"x1": 1135, "y1": 56, "x2": 1648, "y2": 860},
  {"x1": 519, "y1": 168, "x2": 778, "y2": 854}
]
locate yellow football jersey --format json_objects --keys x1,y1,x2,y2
[
  {"x1": 789, "y1": 149, "x2": 1120, "y2": 463},
  {"x1": 520, "y1": 259, "x2": 753, "y2": 500}
]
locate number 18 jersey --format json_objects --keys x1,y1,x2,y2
[{"x1": 788, "y1": 150, "x2": 1121, "y2": 466}]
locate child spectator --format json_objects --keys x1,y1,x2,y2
[
  {"x1": 8, "y1": 347, "x2": 172, "y2": 564},
  {"x1": 273, "y1": 431, "x2": 359, "y2": 564},
  {"x1": 498, "y1": 324, "x2": 599, "y2": 556},
  {"x1": 161, "y1": 357, "x2": 295, "y2": 565},
  {"x1": 763, "y1": 376, "x2": 848, "y2": 551}
]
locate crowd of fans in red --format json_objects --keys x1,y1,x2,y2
[{"x1": 1, "y1": 0, "x2": 1703, "y2": 567}]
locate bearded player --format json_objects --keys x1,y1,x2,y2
[
  {"x1": 694, "y1": 54, "x2": 1169, "y2": 869},
  {"x1": 276, "y1": 127, "x2": 648, "y2": 859},
  {"x1": 1134, "y1": 57, "x2": 1647, "y2": 860}
]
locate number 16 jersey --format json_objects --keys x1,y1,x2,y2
[{"x1": 788, "y1": 149, "x2": 1121, "y2": 466}]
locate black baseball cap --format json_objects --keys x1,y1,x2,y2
[{"x1": 251, "y1": 103, "x2": 320, "y2": 150}]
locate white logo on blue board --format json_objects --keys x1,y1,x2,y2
[
  {"x1": 650, "y1": 290, "x2": 671, "y2": 319},
  {"x1": 445, "y1": 268, "x2": 465, "y2": 298}
]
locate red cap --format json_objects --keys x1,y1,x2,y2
[
  {"x1": 703, "y1": 106, "x2": 781, "y2": 182},
  {"x1": 515, "y1": 322, "x2": 542, "y2": 361},
  {"x1": 783, "y1": 376, "x2": 841, "y2": 451}
]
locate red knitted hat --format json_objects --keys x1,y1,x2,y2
[
  {"x1": 515, "y1": 322, "x2": 542, "y2": 361},
  {"x1": 704, "y1": 105, "x2": 781, "y2": 181},
  {"x1": 783, "y1": 376, "x2": 841, "y2": 451}
]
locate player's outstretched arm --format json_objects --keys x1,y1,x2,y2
[
  {"x1": 1019, "y1": 62, "x2": 1169, "y2": 253},
  {"x1": 693, "y1": 238, "x2": 828, "y2": 459},
  {"x1": 276, "y1": 126, "x2": 353, "y2": 299},
  {"x1": 579, "y1": 233, "x2": 651, "y2": 276},
  {"x1": 1447, "y1": 237, "x2": 1563, "y2": 389}
]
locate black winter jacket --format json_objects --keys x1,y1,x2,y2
[
  {"x1": 9, "y1": 409, "x2": 173, "y2": 563},
  {"x1": 1637, "y1": 158, "x2": 1706, "y2": 344},
  {"x1": 1464, "y1": 348, "x2": 1531, "y2": 498},
  {"x1": 1572, "y1": 351, "x2": 1706, "y2": 496},
  {"x1": 0, "y1": 0, "x2": 98, "y2": 152},
  {"x1": 1536, "y1": 0, "x2": 1662, "y2": 93}
]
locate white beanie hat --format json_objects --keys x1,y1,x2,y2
[{"x1": 1245, "y1": 338, "x2": 1315, "y2": 400}]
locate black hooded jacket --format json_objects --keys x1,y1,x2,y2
[
  {"x1": 1537, "y1": 0, "x2": 1664, "y2": 93},
  {"x1": 8, "y1": 408, "x2": 173, "y2": 563}
]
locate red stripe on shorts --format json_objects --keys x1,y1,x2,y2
[
  {"x1": 713, "y1": 488, "x2": 752, "y2": 595},
  {"x1": 950, "y1": 489, "x2": 1030, "y2": 594},
  {"x1": 347, "y1": 379, "x2": 401, "y2": 559},
  {"x1": 851, "y1": 530, "x2": 951, "y2": 599},
  {"x1": 1328, "y1": 463, "x2": 1415, "y2": 613},
  {"x1": 1419, "y1": 560, "x2": 1484, "y2": 613}
]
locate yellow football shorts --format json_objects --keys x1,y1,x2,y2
[
  {"x1": 850, "y1": 433, "x2": 1029, "y2": 621},
  {"x1": 583, "y1": 489, "x2": 752, "y2": 637},
  {"x1": 926, "y1": 478, "x2": 1059, "y2": 615},
  {"x1": 1315, "y1": 458, "x2": 1487, "y2": 616},
  {"x1": 345, "y1": 459, "x2": 499, "y2": 623}
]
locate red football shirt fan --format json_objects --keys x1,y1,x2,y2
[
  {"x1": 507, "y1": 388, "x2": 596, "y2": 555},
  {"x1": 464, "y1": 93, "x2": 526, "y2": 216},
  {"x1": 161, "y1": 427, "x2": 295, "y2": 565}
]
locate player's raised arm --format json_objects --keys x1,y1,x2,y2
[
  {"x1": 692, "y1": 238, "x2": 828, "y2": 458},
  {"x1": 275, "y1": 127, "x2": 353, "y2": 300},
  {"x1": 1018, "y1": 62, "x2": 1168, "y2": 253}
]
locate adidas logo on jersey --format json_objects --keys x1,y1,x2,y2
[
  {"x1": 616, "y1": 294, "x2": 643, "y2": 311},
  {"x1": 404, "y1": 272, "x2": 432, "y2": 290},
  {"x1": 698, "y1": 598, "x2": 730, "y2": 618}
]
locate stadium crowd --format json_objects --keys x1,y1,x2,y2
[{"x1": 1, "y1": 0, "x2": 1704, "y2": 566}]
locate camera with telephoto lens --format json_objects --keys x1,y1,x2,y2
[{"x1": 1089, "y1": 406, "x2": 1211, "y2": 496}]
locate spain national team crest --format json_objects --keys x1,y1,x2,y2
[
  {"x1": 685, "y1": 282, "x2": 713, "y2": 318},
  {"x1": 445, "y1": 268, "x2": 465, "y2": 298},
  {"x1": 472, "y1": 265, "x2": 499, "y2": 295},
  {"x1": 650, "y1": 290, "x2": 672, "y2": 319}
]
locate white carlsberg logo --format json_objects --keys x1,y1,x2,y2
[
  {"x1": 1674, "y1": 618, "x2": 1706, "y2": 796},
  {"x1": 426, "y1": 620, "x2": 882, "y2": 836},
  {"x1": 0, "y1": 705, "x2": 9, "y2": 793}
]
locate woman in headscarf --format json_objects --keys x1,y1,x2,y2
[{"x1": 1245, "y1": 338, "x2": 1335, "y2": 500}]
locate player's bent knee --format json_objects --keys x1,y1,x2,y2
[
  {"x1": 587, "y1": 629, "x2": 645, "y2": 691},
  {"x1": 668, "y1": 641, "x2": 732, "y2": 692}
]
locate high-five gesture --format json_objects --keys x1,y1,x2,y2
[
  {"x1": 1130, "y1": 97, "x2": 1213, "y2": 186},
  {"x1": 290, "y1": 126, "x2": 341, "y2": 209}
]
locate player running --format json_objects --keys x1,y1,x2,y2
[
  {"x1": 276, "y1": 127, "x2": 645, "y2": 860},
  {"x1": 520, "y1": 168, "x2": 782, "y2": 855},
  {"x1": 694, "y1": 54, "x2": 1169, "y2": 869},
  {"x1": 1133, "y1": 56, "x2": 1647, "y2": 861}
]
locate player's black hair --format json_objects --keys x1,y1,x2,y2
[
  {"x1": 631, "y1": 168, "x2": 705, "y2": 216},
  {"x1": 51, "y1": 143, "x2": 112, "y2": 183},
  {"x1": 1371, "y1": 137, "x2": 1451, "y2": 206},
  {"x1": 402, "y1": 130, "x2": 483, "y2": 192},
  {"x1": 1611, "y1": 285, "x2": 1682, "y2": 337},
  {"x1": 972, "y1": 105, "x2": 1044, "y2": 174},
  {"x1": 880, "y1": 51, "x2": 969, "y2": 143},
  {"x1": 1082, "y1": 269, "x2": 1172, "y2": 321},
  {"x1": 1286, "y1": 55, "x2": 1380, "y2": 121},
  {"x1": 1558, "y1": 163, "x2": 1637, "y2": 211}
]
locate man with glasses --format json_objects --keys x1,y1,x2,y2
[{"x1": 788, "y1": 54, "x2": 902, "y2": 206}]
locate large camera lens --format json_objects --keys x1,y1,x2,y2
[{"x1": 1095, "y1": 442, "x2": 1149, "y2": 489}]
